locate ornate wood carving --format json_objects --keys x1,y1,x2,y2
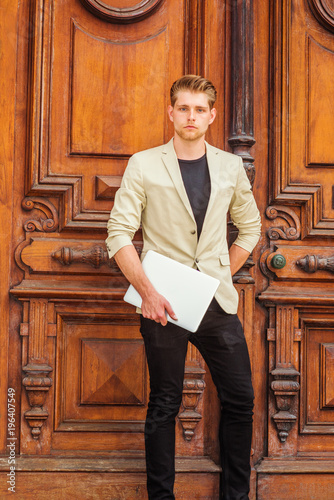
[
  {"x1": 266, "y1": 206, "x2": 301, "y2": 241},
  {"x1": 178, "y1": 368, "x2": 206, "y2": 441},
  {"x1": 177, "y1": 339, "x2": 207, "y2": 441},
  {"x1": 297, "y1": 254, "x2": 334, "y2": 273},
  {"x1": 233, "y1": 256, "x2": 255, "y2": 284},
  {"x1": 79, "y1": 0, "x2": 164, "y2": 24},
  {"x1": 22, "y1": 363, "x2": 52, "y2": 440},
  {"x1": 22, "y1": 197, "x2": 59, "y2": 233},
  {"x1": 52, "y1": 244, "x2": 141, "y2": 271},
  {"x1": 228, "y1": 0, "x2": 255, "y2": 184},
  {"x1": 261, "y1": 244, "x2": 334, "y2": 281},
  {"x1": 228, "y1": 0, "x2": 256, "y2": 285},
  {"x1": 308, "y1": 0, "x2": 334, "y2": 32},
  {"x1": 21, "y1": 299, "x2": 54, "y2": 440},
  {"x1": 267, "y1": 306, "x2": 301, "y2": 442},
  {"x1": 52, "y1": 245, "x2": 110, "y2": 269}
]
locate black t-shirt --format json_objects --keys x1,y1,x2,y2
[{"x1": 178, "y1": 154, "x2": 211, "y2": 239}]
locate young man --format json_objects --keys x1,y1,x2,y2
[{"x1": 106, "y1": 75, "x2": 261, "y2": 500}]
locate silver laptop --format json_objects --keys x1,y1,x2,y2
[{"x1": 123, "y1": 250, "x2": 220, "y2": 332}]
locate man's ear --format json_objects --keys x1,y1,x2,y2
[
  {"x1": 167, "y1": 105, "x2": 174, "y2": 122},
  {"x1": 209, "y1": 107, "x2": 217, "y2": 125}
]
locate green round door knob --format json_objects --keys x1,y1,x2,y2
[{"x1": 271, "y1": 254, "x2": 286, "y2": 269}]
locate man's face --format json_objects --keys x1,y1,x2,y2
[{"x1": 167, "y1": 91, "x2": 216, "y2": 142}]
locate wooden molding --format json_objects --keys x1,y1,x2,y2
[
  {"x1": 79, "y1": 0, "x2": 163, "y2": 24},
  {"x1": 0, "y1": 455, "x2": 221, "y2": 473},
  {"x1": 308, "y1": 0, "x2": 334, "y2": 32},
  {"x1": 184, "y1": 0, "x2": 206, "y2": 74}
]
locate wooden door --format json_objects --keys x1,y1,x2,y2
[
  {"x1": 0, "y1": 1, "x2": 235, "y2": 498},
  {"x1": 7, "y1": 1, "x2": 334, "y2": 498},
  {"x1": 254, "y1": 0, "x2": 334, "y2": 498}
]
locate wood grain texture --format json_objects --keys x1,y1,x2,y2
[{"x1": 0, "y1": 0, "x2": 19, "y2": 455}]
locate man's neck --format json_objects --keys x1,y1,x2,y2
[{"x1": 173, "y1": 135, "x2": 206, "y2": 160}]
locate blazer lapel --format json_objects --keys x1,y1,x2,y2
[
  {"x1": 161, "y1": 139, "x2": 195, "y2": 222},
  {"x1": 200, "y1": 141, "x2": 220, "y2": 228}
]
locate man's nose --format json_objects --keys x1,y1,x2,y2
[{"x1": 188, "y1": 109, "x2": 195, "y2": 120}]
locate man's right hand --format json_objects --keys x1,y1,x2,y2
[{"x1": 141, "y1": 291, "x2": 177, "y2": 326}]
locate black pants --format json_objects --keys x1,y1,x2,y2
[{"x1": 140, "y1": 299, "x2": 254, "y2": 500}]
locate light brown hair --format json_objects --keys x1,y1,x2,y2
[{"x1": 170, "y1": 75, "x2": 217, "y2": 109}]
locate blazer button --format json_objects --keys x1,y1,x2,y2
[{"x1": 191, "y1": 230, "x2": 196, "y2": 235}]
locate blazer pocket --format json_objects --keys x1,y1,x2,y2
[{"x1": 219, "y1": 254, "x2": 230, "y2": 266}]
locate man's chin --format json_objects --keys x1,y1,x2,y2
[{"x1": 176, "y1": 130, "x2": 205, "y2": 141}]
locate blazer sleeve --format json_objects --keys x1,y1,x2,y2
[
  {"x1": 105, "y1": 155, "x2": 146, "y2": 259},
  {"x1": 229, "y1": 157, "x2": 261, "y2": 253}
]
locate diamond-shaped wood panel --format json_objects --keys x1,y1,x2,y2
[
  {"x1": 54, "y1": 311, "x2": 148, "y2": 438},
  {"x1": 81, "y1": 339, "x2": 145, "y2": 405}
]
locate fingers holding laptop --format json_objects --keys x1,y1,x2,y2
[{"x1": 141, "y1": 292, "x2": 177, "y2": 326}]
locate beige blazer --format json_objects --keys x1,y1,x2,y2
[{"x1": 106, "y1": 138, "x2": 261, "y2": 314}]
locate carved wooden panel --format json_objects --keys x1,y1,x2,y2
[
  {"x1": 81, "y1": 338, "x2": 146, "y2": 405},
  {"x1": 54, "y1": 310, "x2": 147, "y2": 434},
  {"x1": 321, "y1": 343, "x2": 334, "y2": 408},
  {"x1": 70, "y1": 21, "x2": 166, "y2": 156},
  {"x1": 300, "y1": 317, "x2": 334, "y2": 435},
  {"x1": 271, "y1": 0, "x2": 334, "y2": 235},
  {"x1": 27, "y1": 0, "x2": 186, "y2": 229}
]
